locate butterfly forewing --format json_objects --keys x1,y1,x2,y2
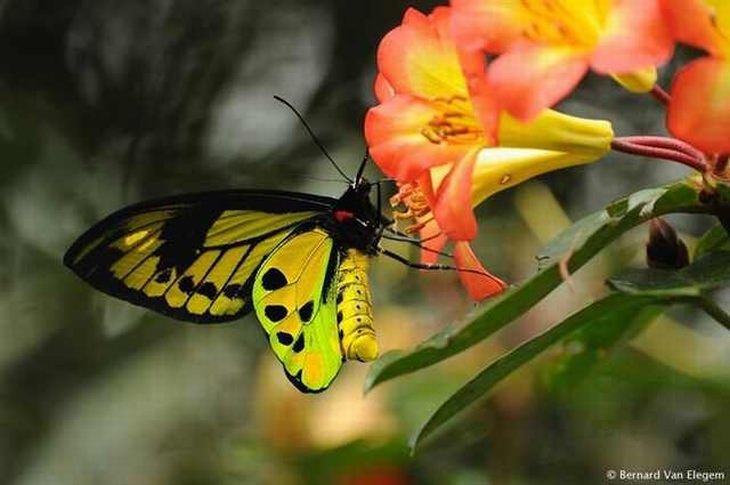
[
  {"x1": 252, "y1": 229, "x2": 343, "y2": 393},
  {"x1": 64, "y1": 191, "x2": 333, "y2": 323}
]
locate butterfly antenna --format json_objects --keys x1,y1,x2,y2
[
  {"x1": 298, "y1": 175, "x2": 350, "y2": 185},
  {"x1": 355, "y1": 147, "x2": 369, "y2": 183},
  {"x1": 273, "y1": 95, "x2": 353, "y2": 183}
]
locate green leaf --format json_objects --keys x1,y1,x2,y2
[
  {"x1": 410, "y1": 249, "x2": 730, "y2": 450},
  {"x1": 695, "y1": 223, "x2": 730, "y2": 259},
  {"x1": 542, "y1": 305, "x2": 662, "y2": 392},
  {"x1": 410, "y1": 294, "x2": 650, "y2": 452},
  {"x1": 542, "y1": 249, "x2": 730, "y2": 391},
  {"x1": 608, "y1": 252, "x2": 730, "y2": 297},
  {"x1": 365, "y1": 181, "x2": 706, "y2": 392}
]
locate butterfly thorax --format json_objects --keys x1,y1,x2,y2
[
  {"x1": 326, "y1": 181, "x2": 382, "y2": 255},
  {"x1": 336, "y1": 249, "x2": 378, "y2": 362}
]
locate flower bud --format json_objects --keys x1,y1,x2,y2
[{"x1": 646, "y1": 218, "x2": 689, "y2": 270}]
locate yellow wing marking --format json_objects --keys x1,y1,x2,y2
[
  {"x1": 205, "y1": 210, "x2": 318, "y2": 246},
  {"x1": 185, "y1": 245, "x2": 248, "y2": 314},
  {"x1": 124, "y1": 256, "x2": 160, "y2": 290},
  {"x1": 143, "y1": 267, "x2": 179, "y2": 297},
  {"x1": 164, "y1": 250, "x2": 220, "y2": 308},
  {"x1": 110, "y1": 231, "x2": 162, "y2": 281},
  {"x1": 122, "y1": 230, "x2": 150, "y2": 247},
  {"x1": 208, "y1": 230, "x2": 291, "y2": 317}
]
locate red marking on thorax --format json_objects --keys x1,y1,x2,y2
[{"x1": 333, "y1": 210, "x2": 355, "y2": 223}]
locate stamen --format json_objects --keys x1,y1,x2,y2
[
  {"x1": 390, "y1": 183, "x2": 434, "y2": 234},
  {"x1": 419, "y1": 95, "x2": 482, "y2": 146}
]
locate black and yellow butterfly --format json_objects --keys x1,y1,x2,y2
[{"x1": 64, "y1": 158, "x2": 395, "y2": 393}]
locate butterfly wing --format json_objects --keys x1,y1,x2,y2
[
  {"x1": 252, "y1": 228, "x2": 343, "y2": 392},
  {"x1": 64, "y1": 190, "x2": 334, "y2": 323}
]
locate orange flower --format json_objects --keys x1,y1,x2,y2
[
  {"x1": 365, "y1": 7, "x2": 613, "y2": 300},
  {"x1": 661, "y1": 0, "x2": 730, "y2": 154},
  {"x1": 450, "y1": 0, "x2": 674, "y2": 120},
  {"x1": 366, "y1": 7, "x2": 507, "y2": 300}
]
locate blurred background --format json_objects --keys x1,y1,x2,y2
[{"x1": 1, "y1": 1, "x2": 730, "y2": 484}]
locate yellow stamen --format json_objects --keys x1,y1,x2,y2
[
  {"x1": 419, "y1": 96, "x2": 482, "y2": 145},
  {"x1": 390, "y1": 183, "x2": 434, "y2": 234}
]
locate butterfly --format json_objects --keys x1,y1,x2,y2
[{"x1": 64, "y1": 157, "x2": 399, "y2": 392}]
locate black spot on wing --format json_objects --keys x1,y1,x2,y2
[
  {"x1": 298, "y1": 301, "x2": 314, "y2": 322},
  {"x1": 276, "y1": 332, "x2": 293, "y2": 345},
  {"x1": 261, "y1": 268, "x2": 288, "y2": 291},
  {"x1": 336, "y1": 311, "x2": 343, "y2": 323},
  {"x1": 223, "y1": 283, "x2": 242, "y2": 298},
  {"x1": 155, "y1": 268, "x2": 173, "y2": 283},
  {"x1": 197, "y1": 282, "x2": 218, "y2": 299},
  {"x1": 265, "y1": 305, "x2": 287, "y2": 322},
  {"x1": 178, "y1": 276, "x2": 195, "y2": 293},
  {"x1": 292, "y1": 333, "x2": 305, "y2": 353}
]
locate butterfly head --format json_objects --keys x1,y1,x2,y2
[{"x1": 330, "y1": 179, "x2": 382, "y2": 255}]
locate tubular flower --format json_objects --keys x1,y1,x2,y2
[
  {"x1": 365, "y1": 6, "x2": 614, "y2": 300},
  {"x1": 450, "y1": 0, "x2": 674, "y2": 120},
  {"x1": 661, "y1": 0, "x2": 730, "y2": 154}
]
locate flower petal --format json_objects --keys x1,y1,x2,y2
[
  {"x1": 612, "y1": 67, "x2": 658, "y2": 93},
  {"x1": 419, "y1": 219, "x2": 448, "y2": 266},
  {"x1": 667, "y1": 57, "x2": 730, "y2": 154},
  {"x1": 374, "y1": 74, "x2": 394, "y2": 102},
  {"x1": 469, "y1": 147, "x2": 604, "y2": 208},
  {"x1": 377, "y1": 7, "x2": 468, "y2": 99},
  {"x1": 660, "y1": 0, "x2": 726, "y2": 57},
  {"x1": 590, "y1": 0, "x2": 673, "y2": 74},
  {"x1": 365, "y1": 95, "x2": 472, "y2": 180},
  {"x1": 498, "y1": 110, "x2": 613, "y2": 157},
  {"x1": 457, "y1": 47, "x2": 499, "y2": 144},
  {"x1": 432, "y1": 148, "x2": 480, "y2": 240},
  {"x1": 488, "y1": 43, "x2": 589, "y2": 121},
  {"x1": 450, "y1": 0, "x2": 527, "y2": 53},
  {"x1": 454, "y1": 242, "x2": 507, "y2": 301}
]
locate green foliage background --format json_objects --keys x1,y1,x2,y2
[{"x1": 1, "y1": 1, "x2": 729, "y2": 484}]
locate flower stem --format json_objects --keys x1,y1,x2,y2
[
  {"x1": 619, "y1": 136, "x2": 707, "y2": 163},
  {"x1": 650, "y1": 85, "x2": 670, "y2": 106},
  {"x1": 699, "y1": 297, "x2": 730, "y2": 332},
  {"x1": 611, "y1": 137, "x2": 710, "y2": 173}
]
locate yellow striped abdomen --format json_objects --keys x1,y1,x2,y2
[{"x1": 336, "y1": 249, "x2": 378, "y2": 362}]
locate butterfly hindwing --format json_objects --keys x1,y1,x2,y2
[
  {"x1": 64, "y1": 191, "x2": 333, "y2": 323},
  {"x1": 253, "y1": 229, "x2": 343, "y2": 393}
]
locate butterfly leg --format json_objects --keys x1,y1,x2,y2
[
  {"x1": 379, "y1": 248, "x2": 488, "y2": 277},
  {"x1": 381, "y1": 231, "x2": 454, "y2": 258}
]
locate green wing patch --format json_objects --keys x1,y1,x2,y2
[{"x1": 253, "y1": 229, "x2": 343, "y2": 393}]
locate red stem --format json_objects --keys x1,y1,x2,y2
[
  {"x1": 618, "y1": 136, "x2": 707, "y2": 164},
  {"x1": 611, "y1": 137, "x2": 710, "y2": 173}
]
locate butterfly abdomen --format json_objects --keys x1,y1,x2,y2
[{"x1": 336, "y1": 249, "x2": 378, "y2": 362}]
